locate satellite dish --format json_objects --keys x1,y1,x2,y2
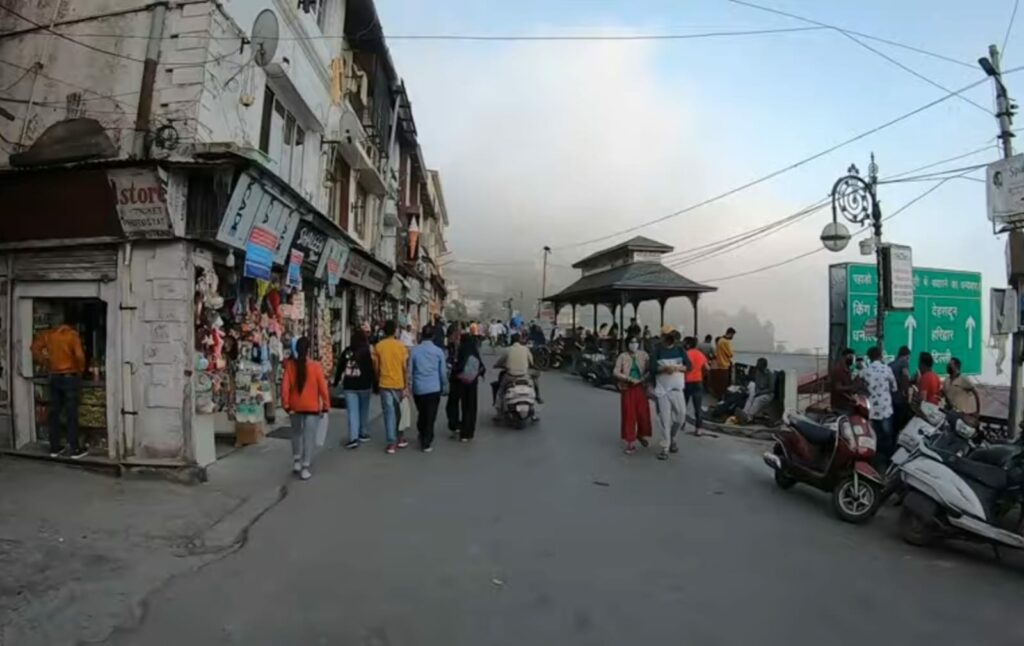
[{"x1": 251, "y1": 9, "x2": 280, "y2": 67}]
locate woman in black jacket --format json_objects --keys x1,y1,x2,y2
[
  {"x1": 451, "y1": 334, "x2": 485, "y2": 442},
  {"x1": 336, "y1": 329, "x2": 376, "y2": 449}
]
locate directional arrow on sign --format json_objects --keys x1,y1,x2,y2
[
  {"x1": 905, "y1": 314, "x2": 917, "y2": 349},
  {"x1": 966, "y1": 315, "x2": 976, "y2": 349}
]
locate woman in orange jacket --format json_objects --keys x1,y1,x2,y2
[{"x1": 281, "y1": 336, "x2": 330, "y2": 480}]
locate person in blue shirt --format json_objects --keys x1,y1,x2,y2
[{"x1": 408, "y1": 324, "x2": 449, "y2": 452}]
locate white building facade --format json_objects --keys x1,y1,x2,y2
[{"x1": 0, "y1": 0, "x2": 447, "y2": 470}]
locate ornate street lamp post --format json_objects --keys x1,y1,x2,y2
[{"x1": 825, "y1": 155, "x2": 885, "y2": 352}]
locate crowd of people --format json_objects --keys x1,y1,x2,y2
[
  {"x1": 830, "y1": 345, "x2": 979, "y2": 463},
  {"x1": 281, "y1": 317, "x2": 544, "y2": 479}
]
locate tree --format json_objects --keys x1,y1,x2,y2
[{"x1": 445, "y1": 299, "x2": 469, "y2": 322}]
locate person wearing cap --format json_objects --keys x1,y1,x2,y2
[{"x1": 650, "y1": 325, "x2": 692, "y2": 460}]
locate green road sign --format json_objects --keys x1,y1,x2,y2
[{"x1": 846, "y1": 264, "x2": 982, "y2": 375}]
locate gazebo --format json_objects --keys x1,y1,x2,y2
[{"x1": 545, "y1": 236, "x2": 717, "y2": 347}]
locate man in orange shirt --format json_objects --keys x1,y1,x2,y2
[
  {"x1": 683, "y1": 337, "x2": 710, "y2": 436},
  {"x1": 31, "y1": 315, "x2": 87, "y2": 458},
  {"x1": 916, "y1": 352, "x2": 942, "y2": 406}
]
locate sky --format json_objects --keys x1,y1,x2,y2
[{"x1": 375, "y1": 0, "x2": 1019, "y2": 379}]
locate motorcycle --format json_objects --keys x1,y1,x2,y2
[
  {"x1": 548, "y1": 338, "x2": 567, "y2": 370},
  {"x1": 763, "y1": 393, "x2": 884, "y2": 523},
  {"x1": 895, "y1": 422, "x2": 1024, "y2": 550},
  {"x1": 496, "y1": 374, "x2": 538, "y2": 430},
  {"x1": 583, "y1": 354, "x2": 617, "y2": 389},
  {"x1": 530, "y1": 343, "x2": 551, "y2": 371}
]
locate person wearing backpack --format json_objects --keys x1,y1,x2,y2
[
  {"x1": 451, "y1": 334, "x2": 485, "y2": 441},
  {"x1": 337, "y1": 329, "x2": 376, "y2": 450}
]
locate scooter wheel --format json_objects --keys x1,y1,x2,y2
[
  {"x1": 513, "y1": 417, "x2": 526, "y2": 430},
  {"x1": 774, "y1": 469, "x2": 796, "y2": 490},
  {"x1": 899, "y1": 494, "x2": 938, "y2": 547},
  {"x1": 832, "y1": 474, "x2": 881, "y2": 524}
]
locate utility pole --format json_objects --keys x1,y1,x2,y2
[
  {"x1": 981, "y1": 44, "x2": 1022, "y2": 436},
  {"x1": 538, "y1": 246, "x2": 551, "y2": 318}
]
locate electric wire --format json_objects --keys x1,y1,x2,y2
[{"x1": 1005, "y1": 0, "x2": 1021, "y2": 55}]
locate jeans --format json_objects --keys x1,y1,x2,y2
[
  {"x1": 290, "y1": 413, "x2": 319, "y2": 468},
  {"x1": 380, "y1": 389, "x2": 403, "y2": 444},
  {"x1": 48, "y1": 374, "x2": 81, "y2": 453},
  {"x1": 413, "y1": 392, "x2": 442, "y2": 448},
  {"x1": 871, "y1": 416, "x2": 895, "y2": 461},
  {"x1": 343, "y1": 390, "x2": 372, "y2": 442},
  {"x1": 684, "y1": 383, "x2": 704, "y2": 431}
]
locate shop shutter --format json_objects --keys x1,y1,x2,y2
[{"x1": 12, "y1": 247, "x2": 118, "y2": 281}]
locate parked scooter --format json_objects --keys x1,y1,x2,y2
[
  {"x1": 763, "y1": 394, "x2": 884, "y2": 523},
  {"x1": 583, "y1": 354, "x2": 617, "y2": 389},
  {"x1": 896, "y1": 421, "x2": 1024, "y2": 550}
]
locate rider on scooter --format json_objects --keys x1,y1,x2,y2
[{"x1": 492, "y1": 333, "x2": 543, "y2": 413}]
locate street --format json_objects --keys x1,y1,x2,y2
[{"x1": 106, "y1": 357, "x2": 1024, "y2": 646}]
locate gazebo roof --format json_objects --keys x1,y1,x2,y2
[
  {"x1": 572, "y1": 235, "x2": 674, "y2": 269},
  {"x1": 546, "y1": 261, "x2": 717, "y2": 305}
]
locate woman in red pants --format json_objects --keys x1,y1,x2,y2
[{"x1": 613, "y1": 336, "x2": 652, "y2": 454}]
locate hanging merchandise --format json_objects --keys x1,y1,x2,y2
[{"x1": 287, "y1": 249, "x2": 304, "y2": 289}]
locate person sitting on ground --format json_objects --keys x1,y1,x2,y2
[{"x1": 742, "y1": 357, "x2": 775, "y2": 422}]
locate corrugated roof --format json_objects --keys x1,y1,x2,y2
[{"x1": 547, "y1": 262, "x2": 716, "y2": 303}]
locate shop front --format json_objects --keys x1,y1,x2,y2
[{"x1": 339, "y1": 247, "x2": 392, "y2": 333}]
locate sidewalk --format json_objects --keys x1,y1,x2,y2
[{"x1": 0, "y1": 405, "x2": 366, "y2": 646}]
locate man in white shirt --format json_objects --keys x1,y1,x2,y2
[
  {"x1": 399, "y1": 324, "x2": 416, "y2": 348},
  {"x1": 489, "y1": 319, "x2": 506, "y2": 348},
  {"x1": 862, "y1": 345, "x2": 897, "y2": 461}
]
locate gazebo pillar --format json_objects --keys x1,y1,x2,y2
[
  {"x1": 592, "y1": 303, "x2": 598, "y2": 334},
  {"x1": 689, "y1": 294, "x2": 700, "y2": 337},
  {"x1": 618, "y1": 294, "x2": 626, "y2": 352},
  {"x1": 658, "y1": 297, "x2": 669, "y2": 328},
  {"x1": 571, "y1": 304, "x2": 576, "y2": 332}
]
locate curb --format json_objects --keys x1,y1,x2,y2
[{"x1": 184, "y1": 484, "x2": 288, "y2": 556}]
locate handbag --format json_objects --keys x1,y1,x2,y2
[
  {"x1": 315, "y1": 413, "x2": 329, "y2": 447},
  {"x1": 457, "y1": 355, "x2": 481, "y2": 384},
  {"x1": 398, "y1": 396, "x2": 411, "y2": 431}
]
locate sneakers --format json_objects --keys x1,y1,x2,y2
[
  {"x1": 624, "y1": 443, "x2": 637, "y2": 455},
  {"x1": 358, "y1": 435, "x2": 371, "y2": 443},
  {"x1": 300, "y1": 468, "x2": 312, "y2": 480},
  {"x1": 70, "y1": 448, "x2": 89, "y2": 460},
  {"x1": 459, "y1": 438, "x2": 471, "y2": 443},
  {"x1": 639, "y1": 438, "x2": 650, "y2": 448},
  {"x1": 385, "y1": 444, "x2": 397, "y2": 455},
  {"x1": 657, "y1": 450, "x2": 669, "y2": 461},
  {"x1": 423, "y1": 446, "x2": 433, "y2": 453},
  {"x1": 669, "y1": 442, "x2": 679, "y2": 454},
  {"x1": 49, "y1": 447, "x2": 68, "y2": 458},
  {"x1": 344, "y1": 439, "x2": 361, "y2": 450},
  {"x1": 396, "y1": 438, "x2": 410, "y2": 449},
  {"x1": 292, "y1": 459, "x2": 302, "y2": 474}
]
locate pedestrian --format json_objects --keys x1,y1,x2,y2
[
  {"x1": 830, "y1": 348, "x2": 857, "y2": 414},
  {"x1": 281, "y1": 336, "x2": 330, "y2": 480},
  {"x1": 698, "y1": 334, "x2": 715, "y2": 361},
  {"x1": 709, "y1": 327, "x2": 736, "y2": 397},
  {"x1": 650, "y1": 325, "x2": 691, "y2": 460},
  {"x1": 409, "y1": 323, "x2": 448, "y2": 452},
  {"x1": 943, "y1": 356, "x2": 978, "y2": 416},
  {"x1": 452, "y1": 334, "x2": 486, "y2": 441},
  {"x1": 399, "y1": 323, "x2": 416, "y2": 348},
  {"x1": 683, "y1": 337, "x2": 709, "y2": 436},
  {"x1": 863, "y1": 345, "x2": 897, "y2": 462},
  {"x1": 626, "y1": 317, "x2": 642, "y2": 340},
  {"x1": 889, "y1": 345, "x2": 913, "y2": 429},
  {"x1": 613, "y1": 335, "x2": 651, "y2": 454},
  {"x1": 31, "y1": 312, "x2": 87, "y2": 459},
  {"x1": 375, "y1": 320, "x2": 410, "y2": 454},
  {"x1": 916, "y1": 352, "x2": 942, "y2": 406},
  {"x1": 337, "y1": 328, "x2": 375, "y2": 449}
]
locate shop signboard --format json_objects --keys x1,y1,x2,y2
[
  {"x1": 317, "y1": 238, "x2": 349, "y2": 289},
  {"x1": 341, "y1": 251, "x2": 389, "y2": 292},
  {"x1": 287, "y1": 249, "x2": 304, "y2": 288},
  {"x1": 217, "y1": 172, "x2": 301, "y2": 260},
  {"x1": 986, "y1": 153, "x2": 1024, "y2": 229},
  {"x1": 290, "y1": 222, "x2": 329, "y2": 276},
  {"x1": 243, "y1": 225, "x2": 278, "y2": 280},
  {"x1": 107, "y1": 168, "x2": 174, "y2": 238},
  {"x1": 841, "y1": 263, "x2": 982, "y2": 374}
]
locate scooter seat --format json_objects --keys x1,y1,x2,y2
[
  {"x1": 970, "y1": 445, "x2": 1024, "y2": 469},
  {"x1": 790, "y1": 415, "x2": 835, "y2": 446},
  {"x1": 948, "y1": 455, "x2": 1009, "y2": 491}
]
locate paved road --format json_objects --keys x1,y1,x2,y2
[{"x1": 107, "y1": 356, "x2": 1024, "y2": 645}]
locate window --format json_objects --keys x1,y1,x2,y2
[
  {"x1": 258, "y1": 86, "x2": 306, "y2": 190},
  {"x1": 353, "y1": 187, "x2": 367, "y2": 240}
]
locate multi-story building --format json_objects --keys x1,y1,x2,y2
[{"x1": 0, "y1": 0, "x2": 447, "y2": 470}]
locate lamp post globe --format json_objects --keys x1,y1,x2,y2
[{"x1": 820, "y1": 221, "x2": 851, "y2": 252}]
